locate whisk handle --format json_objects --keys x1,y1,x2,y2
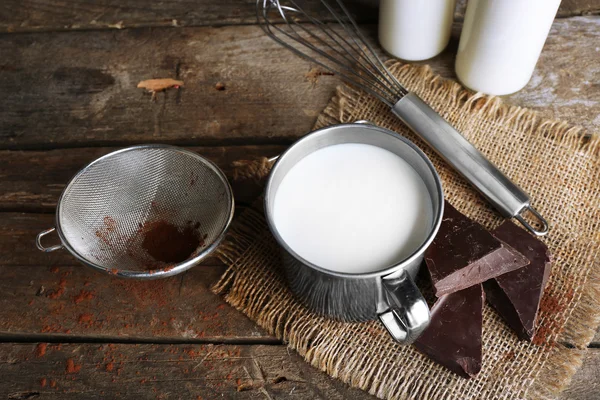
[{"x1": 392, "y1": 93, "x2": 548, "y2": 236}]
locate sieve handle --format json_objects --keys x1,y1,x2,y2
[
  {"x1": 36, "y1": 227, "x2": 64, "y2": 252},
  {"x1": 392, "y1": 93, "x2": 549, "y2": 236}
]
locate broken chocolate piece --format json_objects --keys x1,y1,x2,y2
[
  {"x1": 484, "y1": 221, "x2": 552, "y2": 341},
  {"x1": 424, "y1": 201, "x2": 530, "y2": 296},
  {"x1": 414, "y1": 284, "x2": 485, "y2": 378}
]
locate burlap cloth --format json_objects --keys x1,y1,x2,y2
[{"x1": 212, "y1": 62, "x2": 600, "y2": 399}]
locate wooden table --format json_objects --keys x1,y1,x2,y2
[{"x1": 0, "y1": 1, "x2": 598, "y2": 398}]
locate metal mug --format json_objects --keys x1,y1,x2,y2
[{"x1": 264, "y1": 123, "x2": 444, "y2": 344}]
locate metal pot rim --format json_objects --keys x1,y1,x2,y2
[{"x1": 264, "y1": 123, "x2": 444, "y2": 280}]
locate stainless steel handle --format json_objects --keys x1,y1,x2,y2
[
  {"x1": 392, "y1": 93, "x2": 548, "y2": 236},
  {"x1": 36, "y1": 227, "x2": 64, "y2": 252},
  {"x1": 378, "y1": 270, "x2": 430, "y2": 344}
]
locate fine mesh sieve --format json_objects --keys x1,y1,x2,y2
[{"x1": 36, "y1": 145, "x2": 234, "y2": 280}]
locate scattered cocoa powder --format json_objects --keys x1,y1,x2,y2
[
  {"x1": 36, "y1": 343, "x2": 47, "y2": 357},
  {"x1": 538, "y1": 292, "x2": 563, "y2": 315},
  {"x1": 115, "y1": 279, "x2": 173, "y2": 307},
  {"x1": 103, "y1": 216, "x2": 116, "y2": 231},
  {"x1": 95, "y1": 216, "x2": 118, "y2": 246},
  {"x1": 141, "y1": 220, "x2": 203, "y2": 264},
  {"x1": 47, "y1": 277, "x2": 67, "y2": 299},
  {"x1": 41, "y1": 324, "x2": 59, "y2": 333},
  {"x1": 73, "y1": 290, "x2": 95, "y2": 304},
  {"x1": 78, "y1": 313, "x2": 94, "y2": 324},
  {"x1": 503, "y1": 350, "x2": 516, "y2": 361},
  {"x1": 532, "y1": 323, "x2": 555, "y2": 346},
  {"x1": 66, "y1": 358, "x2": 81, "y2": 374},
  {"x1": 532, "y1": 286, "x2": 576, "y2": 346}
]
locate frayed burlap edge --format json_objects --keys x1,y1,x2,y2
[{"x1": 213, "y1": 62, "x2": 600, "y2": 399}]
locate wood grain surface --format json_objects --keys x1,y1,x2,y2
[
  {"x1": 1, "y1": 0, "x2": 597, "y2": 32},
  {"x1": 424, "y1": 17, "x2": 600, "y2": 135},
  {"x1": 0, "y1": 343, "x2": 376, "y2": 399},
  {"x1": 559, "y1": 348, "x2": 600, "y2": 400},
  {"x1": 0, "y1": 1, "x2": 598, "y2": 398},
  {"x1": 1, "y1": 17, "x2": 598, "y2": 151},
  {"x1": 0, "y1": 262, "x2": 277, "y2": 342}
]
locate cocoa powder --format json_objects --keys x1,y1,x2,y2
[
  {"x1": 141, "y1": 220, "x2": 203, "y2": 264},
  {"x1": 73, "y1": 290, "x2": 95, "y2": 304},
  {"x1": 36, "y1": 343, "x2": 47, "y2": 357},
  {"x1": 66, "y1": 358, "x2": 81, "y2": 374}
]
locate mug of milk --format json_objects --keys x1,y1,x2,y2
[{"x1": 264, "y1": 124, "x2": 444, "y2": 344}]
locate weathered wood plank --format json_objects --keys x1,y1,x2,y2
[
  {"x1": 0, "y1": 343, "x2": 376, "y2": 399},
  {"x1": 0, "y1": 210, "x2": 276, "y2": 340},
  {"x1": 0, "y1": 343, "x2": 597, "y2": 399},
  {"x1": 0, "y1": 25, "x2": 338, "y2": 149},
  {"x1": 2, "y1": 213, "x2": 78, "y2": 267},
  {"x1": 2, "y1": 210, "x2": 600, "y2": 343},
  {"x1": 0, "y1": 260, "x2": 276, "y2": 341},
  {"x1": 455, "y1": 0, "x2": 600, "y2": 20},
  {"x1": 1, "y1": 18, "x2": 598, "y2": 151},
  {"x1": 417, "y1": 16, "x2": 600, "y2": 135},
  {"x1": 0, "y1": 145, "x2": 284, "y2": 212},
  {"x1": 0, "y1": 0, "x2": 596, "y2": 33},
  {"x1": 559, "y1": 348, "x2": 600, "y2": 399},
  {"x1": 0, "y1": 0, "x2": 379, "y2": 33}
]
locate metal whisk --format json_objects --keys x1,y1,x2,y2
[{"x1": 257, "y1": 0, "x2": 549, "y2": 236}]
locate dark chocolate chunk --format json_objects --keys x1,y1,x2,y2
[
  {"x1": 414, "y1": 285, "x2": 485, "y2": 378},
  {"x1": 424, "y1": 201, "x2": 530, "y2": 296},
  {"x1": 484, "y1": 221, "x2": 552, "y2": 341}
]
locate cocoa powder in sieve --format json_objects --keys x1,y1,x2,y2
[{"x1": 141, "y1": 220, "x2": 203, "y2": 264}]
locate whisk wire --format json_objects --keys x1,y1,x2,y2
[
  {"x1": 300, "y1": 3, "x2": 404, "y2": 100},
  {"x1": 287, "y1": 17, "x2": 401, "y2": 102},
  {"x1": 257, "y1": 0, "x2": 408, "y2": 106},
  {"x1": 329, "y1": 0, "x2": 408, "y2": 96},
  {"x1": 316, "y1": 0, "x2": 403, "y2": 94}
]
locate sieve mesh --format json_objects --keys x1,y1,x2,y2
[{"x1": 55, "y1": 145, "x2": 234, "y2": 278}]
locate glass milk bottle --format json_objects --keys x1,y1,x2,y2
[
  {"x1": 455, "y1": 0, "x2": 562, "y2": 95},
  {"x1": 379, "y1": 0, "x2": 457, "y2": 61}
]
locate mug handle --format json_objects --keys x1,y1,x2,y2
[{"x1": 378, "y1": 270, "x2": 430, "y2": 344}]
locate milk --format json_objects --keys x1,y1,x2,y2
[
  {"x1": 378, "y1": 0, "x2": 457, "y2": 61},
  {"x1": 455, "y1": 0, "x2": 561, "y2": 95},
  {"x1": 273, "y1": 143, "x2": 433, "y2": 274}
]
